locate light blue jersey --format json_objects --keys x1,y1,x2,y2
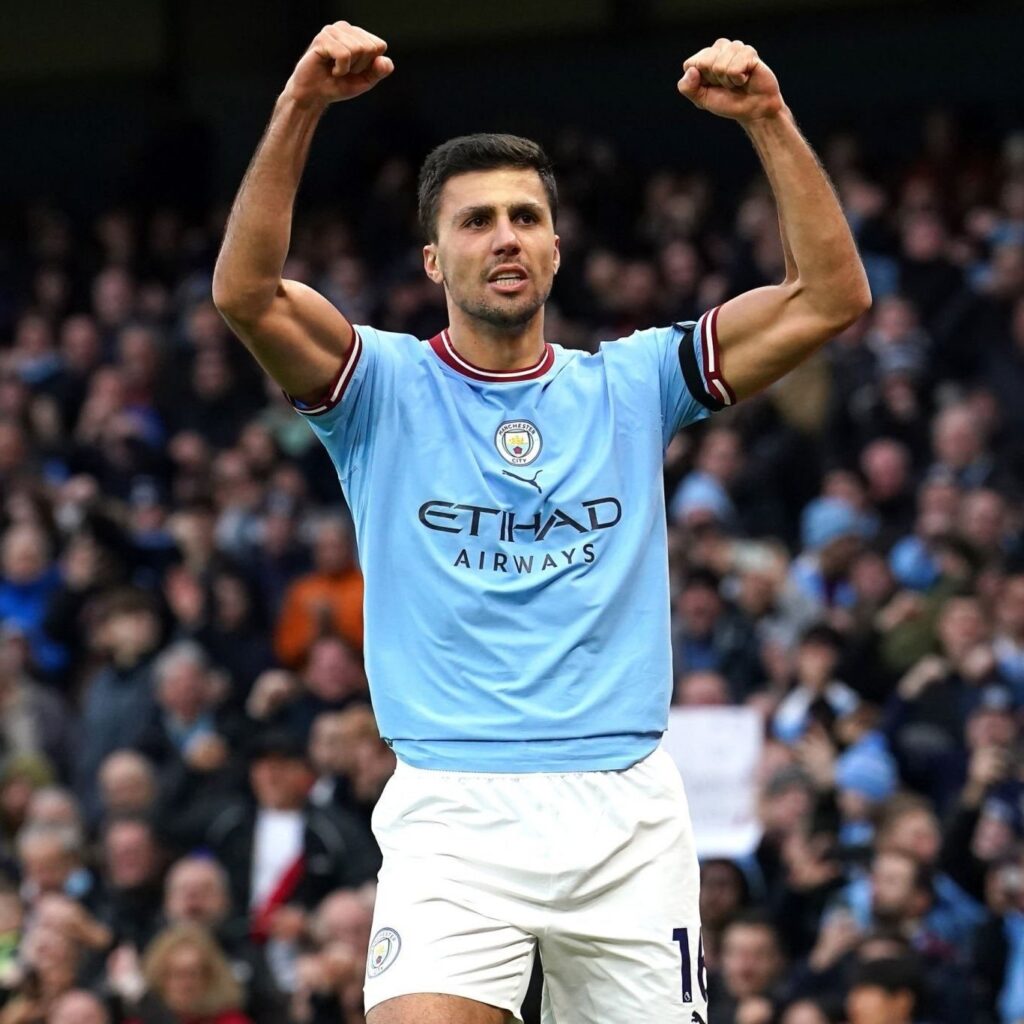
[{"x1": 290, "y1": 308, "x2": 733, "y2": 771}]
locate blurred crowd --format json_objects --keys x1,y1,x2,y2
[{"x1": 1, "y1": 107, "x2": 1023, "y2": 1024}]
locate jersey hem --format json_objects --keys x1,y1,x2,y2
[{"x1": 388, "y1": 733, "x2": 662, "y2": 774}]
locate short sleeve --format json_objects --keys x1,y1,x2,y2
[
  {"x1": 284, "y1": 325, "x2": 400, "y2": 490},
  {"x1": 670, "y1": 306, "x2": 736, "y2": 425},
  {"x1": 633, "y1": 306, "x2": 735, "y2": 444}
]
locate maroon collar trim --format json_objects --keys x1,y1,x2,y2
[{"x1": 428, "y1": 329, "x2": 554, "y2": 383}]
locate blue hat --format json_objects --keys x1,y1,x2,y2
[
  {"x1": 801, "y1": 498, "x2": 873, "y2": 551},
  {"x1": 835, "y1": 732, "x2": 898, "y2": 802},
  {"x1": 981, "y1": 796, "x2": 1023, "y2": 837},
  {"x1": 889, "y1": 535, "x2": 940, "y2": 591},
  {"x1": 672, "y1": 471, "x2": 735, "y2": 525},
  {"x1": 970, "y1": 683, "x2": 1015, "y2": 715}
]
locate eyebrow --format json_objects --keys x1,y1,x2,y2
[{"x1": 451, "y1": 201, "x2": 546, "y2": 224}]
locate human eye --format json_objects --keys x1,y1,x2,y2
[{"x1": 464, "y1": 214, "x2": 488, "y2": 228}]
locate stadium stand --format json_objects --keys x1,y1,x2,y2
[{"x1": 1, "y1": 107, "x2": 1024, "y2": 1023}]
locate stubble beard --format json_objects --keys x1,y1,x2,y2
[{"x1": 447, "y1": 279, "x2": 552, "y2": 332}]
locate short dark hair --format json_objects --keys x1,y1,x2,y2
[
  {"x1": 848, "y1": 955, "x2": 922, "y2": 1004},
  {"x1": 723, "y1": 909, "x2": 787, "y2": 958},
  {"x1": 417, "y1": 133, "x2": 558, "y2": 241},
  {"x1": 681, "y1": 568, "x2": 722, "y2": 594}
]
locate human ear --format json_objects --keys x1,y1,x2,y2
[{"x1": 423, "y1": 243, "x2": 444, "y2": 284}]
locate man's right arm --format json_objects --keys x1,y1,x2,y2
[{"x1": 211, "y1": 23, "x2": 393, "y2": 404}]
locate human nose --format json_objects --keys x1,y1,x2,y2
[{"x1": 491, "y1": 215, "x2": 521, "y2": 255}]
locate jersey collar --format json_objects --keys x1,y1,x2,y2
[{"x1": 428, "y1": 329, "x2": 554, "y2": 383}]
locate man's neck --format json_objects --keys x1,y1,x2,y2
[{"x1": 446, "y1": 308, "x2": 547, "y2": 372}]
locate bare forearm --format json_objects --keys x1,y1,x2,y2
[
  {"x1": 212, "y1": 93, "x2": 327, "y2": 315},
  {"x1": 744, "y1": 109, "x2": 869, "y2": 316}
]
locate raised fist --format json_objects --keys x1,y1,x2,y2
[
  {"x1": 285, "y1": 22, "x2": 393, "y2": 108},
  {"x1": 678, "y1": 39, "x2": 782, "y2": 123}
]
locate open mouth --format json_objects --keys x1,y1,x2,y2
[{"x1": 487, "y1": 266, "x2": 528, "y2": 293}]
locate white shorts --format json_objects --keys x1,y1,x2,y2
[{"x1": 364, "y1": 747, "x2": 706, "y2": 1023}]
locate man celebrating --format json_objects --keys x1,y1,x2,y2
[{"x1": 212, "y1": 22, "x2": 869, "y2": 1024}]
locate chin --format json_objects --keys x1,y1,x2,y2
[{"x1": 461, "y1": 292, "x2": 548, "y2": 331}]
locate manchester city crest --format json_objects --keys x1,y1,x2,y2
[
  {"x1": 367, "y1": 927, "x2": 401, "y2": 978},
  {"x1": 495, "y1": 420, "x2": 542, "y2": 466}
]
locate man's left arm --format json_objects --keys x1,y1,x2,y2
[{"x1": 678, "y1": 40, "x2": 871, "y2": 401}]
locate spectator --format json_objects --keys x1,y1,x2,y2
[
  {"x1": 777, "y1": 999, "x2": 835, "y2": 1024},
  {"x1": 247, "y1": 494, "x2": 311, "y2": 626},
  {"x1": 670, "y1": 427, "x2": 744, "y2": 530},
  {"x1": 841, "y1": 796, "x2": 985, "y2": 957},
  {"x1": 699, "y1": 860, "x2": 753, "y2": 973},
  {"x1": 292, "y1": 889, "x2": 375, "y2": 1024},
  {"x1": 273, "y1": 520, "x2": 363, "y2": 668},
  {"x1": 833, "y1": 723, "x2": 898, "y2": 860},
  {"x1": 202, "y1": 730, "x2": 380, "y2": 947},
  {"x1": 74, "y1": 591, "x2": 162, "y2": 825},
  {"x1": 790, "y1": 499, "x2": 872, "y2": 617},
  {"x1": 191, "y1": 569, "x2": 274, "y2": 709},
  {"x1": 0, "y1": 524, "x2": 66, "y2": 677},
  {"x1": 135, "y1": 642, "x2": 239, "y2": 808},
  {"x1": 844, "y1": 956, "x2": 921, "y2": 1024},
  {"x1": 674, "y1": 670, "x2": 732, "y2": 707},
  {"x1": 308, "y1": 709, "x2": 372, "y2": 812},
  {"x1": 162, "y1": 857, "x2": 285, "y2": 1024},
  {"x1": 1, "y1": 756, "x2": 56, "y2": 853},
  {"x1": 15, "y1": 826, "x2": 100, "y2": 914},
  {"x1": 859, "y1": 438, "x2": 915, "y2": 547},
  {"x1": 957, "y1": 487, "x2": 1013, "y2": 562},
  {"x1": 96, "y1": 753, "x2": 157, "y2": 821},
  {"x1": 42, "y1": 512, "x2": 132, "y2": 679},
  {"x1": 109, "y1": 924, "x2": 252, "y2": 1024},
  {"x1": 672, "y1": 570, "x2": 763, "y2": 701},
  {"x1": 928, "y1": 403, "x2": 993, "y2": 490},
  {"x1": 0, "y1": 885, "x2": 24, "y2": 981},
  {"x1": 23, "y1": 789, "x2": 82, "y2": 836},
  {"x1": 46, "y1": 991, "x2": 109, "y2": 1024},
  {"x1": 993, "y1": 571, "x2": 1024, "y2": 698},
  {"x1": 0, "y1": 925, "x2": 82, "y2": 1024},
  {"x1": 772, "y1": 625, "x2": 859, "y2": 745},
  {"x1": 247, "y1": 639, "x2": 367, "y2": 742},
  {"x1": 709, "y1": 911, "x2": 789, "y2": 1024},
  {"x1": 885, "y1": 595, "x2": 998, "y2": 798},
  {"x1": 100, "y1": 817, "x2": 166, "y2": 949},
  {"x1": 0, "y1": 632, "x2": 74, "y2": 781}
]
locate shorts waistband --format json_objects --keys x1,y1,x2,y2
[{"x1": 391, "y1": 735, "x2": 665, "y2": 780}]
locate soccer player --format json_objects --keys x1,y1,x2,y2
[{"x1": 212, "y1": 23, "x2": 869, "y2": 1024}]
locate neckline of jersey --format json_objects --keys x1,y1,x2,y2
[{"x1": 428, "y1": 329, "x2": 555, "y2": 383}]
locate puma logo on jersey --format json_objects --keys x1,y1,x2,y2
[
  {"x1": 691, "y1": 1013, "x2": 706, "y2": 1024},
  {"x1": 502, "y1": 469, "x2": 543, "y2": 493}
]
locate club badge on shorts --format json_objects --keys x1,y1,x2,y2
[
  {"x1": 495, "y1": 420, "x2": 542, "y2": 466},
  {"x1": 367, "y1": 927, "x2": 401, "y2": 977}
]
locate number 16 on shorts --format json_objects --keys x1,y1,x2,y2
[{"x1": 672, "y1": 927, "x2": 707, "y2": 1004}]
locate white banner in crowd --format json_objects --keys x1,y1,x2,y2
[{"x1": 662, "y1": 706, "x2": 763, "y2": 859}]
